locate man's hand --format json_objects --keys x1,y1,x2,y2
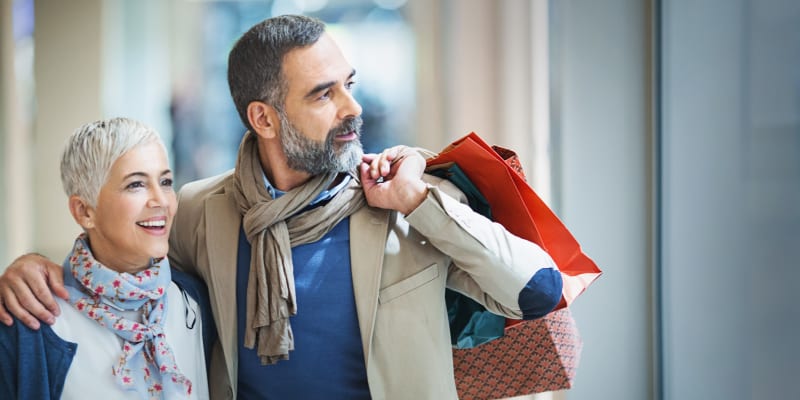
[
  {"x1": 360, "y1": 145, "x2": 428, "y2": 215},
  {"x1": 0, "y1": 253, "x2": 68, "y2": 329}
]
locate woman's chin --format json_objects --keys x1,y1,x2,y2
[{"x1": 148, "y1": 244, "x2": 170, "y2": 261}]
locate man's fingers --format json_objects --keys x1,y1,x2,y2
[
  {"x1": 1, "y1": 287, "x2": 41, "y2": 330},
  {"x1": 361, "y1": 152, "x2": 378, "y2": 162},
  {"x1": 44, "y1": 258, "x2": 68, "y2": 304},
  {"x1": 48, "y1": 268, "x2": 69, "y2": 302},
  {"x1": 0, "y1": 296, "x2": 13, "y2": 326},
  {"x1": 21, "y1": 273, "x2": 58, "y2": 323},
  {"x1": 359, "y1": 162, "x2": 375, "y2": 186},
  {"x1": 363, "y1": 146, "x2": 418, "y2": 183},
  {"x1": 0, "y1": 252, "x2": 64, "y2": 329},
  {"x1": 30, "y1": 272, "x2": 62, "y2": 317},
  {"x1": 373, "y1": 148, "x2": 402, "y2": 179}
]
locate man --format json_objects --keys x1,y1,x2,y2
[{"x1": 0, "y1": 15, "x2": 562, "y2": 399}]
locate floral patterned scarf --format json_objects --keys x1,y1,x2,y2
[{"x1": 64, "y1": 234, "x2": 192, "y2": 398}]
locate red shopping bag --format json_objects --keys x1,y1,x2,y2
[{"x1": 427, "y1": 132, "x2": 602, "y2": 309}]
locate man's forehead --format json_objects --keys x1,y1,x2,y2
[{"x1": 282, "y1": 33, "x2": 354, "y2": 91}]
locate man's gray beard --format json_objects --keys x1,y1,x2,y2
[{"x1": 278, "y1": 112, "x2": 364, "y2": 176}]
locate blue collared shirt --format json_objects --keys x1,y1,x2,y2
[{"x1": 262, "y1": 171, "x2": 352, "y2": 205}]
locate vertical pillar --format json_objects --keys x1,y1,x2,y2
[
  {"x1": 33, "y1": 0, "x2": 104, "y2": 259},
  {"x1": 2, "y1": 0, "x2": 33, "y2": 267},
  {"x1": 1, "y1": 0, "x2": 13, "y2": 266}
]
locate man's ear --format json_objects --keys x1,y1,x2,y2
[
  {"x1": 68, "y1": 195, "x2": 95, "y2": 230},
  {"x1": 247, "y1": 101, "x2": 280, "y2": 140}
]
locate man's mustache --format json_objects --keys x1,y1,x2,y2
[{"x1": 329, "y1": 116, "x2": 363, "y2": 139}]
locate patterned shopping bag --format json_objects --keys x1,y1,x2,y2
[{"x1": 452, "y1": 309, "x2": 582, "y2": 398}]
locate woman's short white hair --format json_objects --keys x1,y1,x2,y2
[{"x1": 60, "y1": 117, "x2": 165, "y2": 207}]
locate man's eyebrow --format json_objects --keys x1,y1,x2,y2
[{"x1": 304, "y1": 69, "x2": 357, "y2": 99}]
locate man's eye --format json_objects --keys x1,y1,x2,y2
[
  {"x1": 161, "y1": 178, "x2": 174, "y2": 187},
  {"x1": 345, "y1": 81, "x2": 356, "y2": 91},
  {"x1": 318, "y1": 90, "x2": 331, "y2": 100}
]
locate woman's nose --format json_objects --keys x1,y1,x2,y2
[{"x1": 147, "y1": 187, "x2": 167, "y2": 208}]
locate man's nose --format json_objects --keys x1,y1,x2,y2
[{"x1": 337, "y1": 90, "x2": 363, "y2": 120}]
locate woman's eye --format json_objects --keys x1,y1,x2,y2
[
  {"x1": 345, "y1": 81, "x2": 356, "y2": 91},
  {"x1": 126, "y1": 181, "x2": 145, "y2": 190},
  {"x1": 161, "y1": 178, "x2": 173, "y2": 187}
]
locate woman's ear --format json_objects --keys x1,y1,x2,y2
[
  {"x1": 68, "y1": 195, "x2": 95, "y2": 230},
  {"x1": 247, "y1": 101, "x2": 280, "y2": 140}
]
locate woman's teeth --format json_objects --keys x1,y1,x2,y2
[{"x1": 137, "y1": 220, "x2": 166, "y2": 228}]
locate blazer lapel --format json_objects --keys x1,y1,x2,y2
[
  {"x1": 349, "y1": 206, "x2": 389, "y2": 364},
  {"x1": 203, "y1": 188, "x2": 241, "y2": 387}
]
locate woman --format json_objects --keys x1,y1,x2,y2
[{"x1": 0, "y1": 117, "x2": 210, "y2": 399}]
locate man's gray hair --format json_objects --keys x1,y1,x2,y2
[
  {"x1": 60, "y1": 117, "x2": 164, "y2": 207},
  {"x1": 227, "y1": 14, "x2": 326, "y2": 132}
]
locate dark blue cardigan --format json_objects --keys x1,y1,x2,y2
[{"x1": 0, "y1": 268, "x2": 215, "y2": 399}]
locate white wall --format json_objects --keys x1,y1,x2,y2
[
  {"x1": 551, "y1": 1, "x2": 654, "y2": 399},
  {"x1": 661, "y1": 0, "x2": 800, "y2": 399}
]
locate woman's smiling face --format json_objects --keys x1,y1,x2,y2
[{"x1": 80, "y1": 140, "x2": 176, "y2": 273}]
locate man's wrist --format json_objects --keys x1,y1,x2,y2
[{"x1": 401, "y1": 181, "x2": 429, "y2": 215}]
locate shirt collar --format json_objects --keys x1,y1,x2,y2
[{"x1": 262, "y1": 170, "x2": 352, "y2": 206}]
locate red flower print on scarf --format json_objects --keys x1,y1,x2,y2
[{"x1": 65, "y1": 234, "x2": 192, "y2": 398}]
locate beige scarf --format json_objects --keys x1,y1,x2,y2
[{"x1": 232, "y1": 131, "x2": 367, "y2": 364}]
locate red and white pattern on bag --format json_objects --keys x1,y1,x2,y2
[
  {"x1": 491, "y1": 145, "x2": 526, "y2": 180},
  {"x1": 452, "y1": 308, "x2": 583, "y2": 399}
]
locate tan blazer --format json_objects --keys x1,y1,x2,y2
[{"x1": 168, "y1": 170, "x2": 556, "y2": 400}]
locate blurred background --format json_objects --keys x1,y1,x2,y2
[{"x1": 1, "y1": 0, "x2": 798, "y2": 399}]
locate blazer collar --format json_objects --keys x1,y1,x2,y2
[
  {"x1": 349, "y1": 206, "x2": 389, "y2": 364},
  {"x1": 203, "y1": 182, "x2": 241, "y2": 392}
]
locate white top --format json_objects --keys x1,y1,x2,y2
[{"x1": 51, "y1": 282, "x2": 209, "y2": 399}]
